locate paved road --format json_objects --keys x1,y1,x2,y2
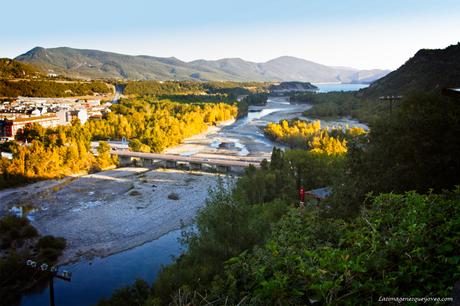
[{"x1": 112, "y1": 84, "x2": 124, "y2": 104}]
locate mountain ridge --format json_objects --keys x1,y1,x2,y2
[
  {"x1": 362, "y1": 42, "x2": 460, "y2": 97},
  {"x1": 15, "y1": 47, "x2": 390, "y2": 83}
]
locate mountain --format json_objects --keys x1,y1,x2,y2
[
  {"x1": 15, "y1": 47, "x2": 389, "y2": 83},
  {"x1": 0, "y1": 58, "x2": 42, "y2": 79},
  {"x1": 363, "y1": 43, "x2": 460, "y2": 97}
]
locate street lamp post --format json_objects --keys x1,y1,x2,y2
[{"x1": 26, "y1": 260, "x2": 72, "y2": 306}]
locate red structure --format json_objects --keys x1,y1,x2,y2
[
  {"x1": 0, "y1": 115, "x2": 60, "y2": 139},
  {"x1": 299, "y1": 186, "x2": 305, "y2": 205}
]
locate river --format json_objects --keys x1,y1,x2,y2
[
  {"x1": 19, "y1": 83, "x2": 368, "y2": 306},
  {"x1": 20, "y1": 229, "x2": 184, "y2": 306}
]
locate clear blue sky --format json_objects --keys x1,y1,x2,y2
[{"x1": 1, "y1": 0, "x2": 460, "y2": 69}]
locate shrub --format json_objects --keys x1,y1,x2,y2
[
  {"x1": 37, "y1": 236, "x2": 66, "y2": 251},
  {"x1": 213, "y1": 188, "x2": 460, "y2": 305}
]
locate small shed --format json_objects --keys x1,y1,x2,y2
[{"x1": 305, "y1": 187, "x2": 332, "y2": 201}]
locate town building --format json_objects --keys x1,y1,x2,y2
[{"x1": 0, "y1": 114, "x2": 60, "y2": 139}]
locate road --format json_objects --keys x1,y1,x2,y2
[{"x1": 111, "y1": 84, "x2": 124, "y2": 104}]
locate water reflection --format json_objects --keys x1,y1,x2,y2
[{"x1": 20, "y1": 228, "x2": 185, "y2": 306}]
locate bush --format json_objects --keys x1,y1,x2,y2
[
  {"x1": 23, "y1": 225, "x2": 38, "y2": 238},
  {"x1": 0, "y1": 216, "x2": 38, "y2": 248},
  {"x1": 0, "y1": 216, "x2": 66, "y2": 304},
  {"x1": 36, "y1": 235, "x2": 66, "y2": 251},
  {"x1": 152, "y1": 178, "x2": 288, "y2": 303},
  {"x1": 212, "y1": 188, "x2": 460, "y2": 305}
]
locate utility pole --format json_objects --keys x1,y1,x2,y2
[
  {"x1": 379, "y1": 95, "x2": 402, "y2": 117},
  {"x1": 26, "y1": 260, "x2": 72, "y2": 306},
  {"x1": 378, "y1": 96, "x2": 402, "y2": 161}
]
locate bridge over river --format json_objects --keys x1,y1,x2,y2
[{"x1": 112, "y1": 150, "x2": 261, "y2": 173}]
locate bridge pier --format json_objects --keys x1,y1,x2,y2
[
  {"x1": 230, "y1": 166, "x2": 246, "y2": 174},
  {"x1": 141, "y1": 158, "x2": 155, "y2": 168},
  {"x1": 165, "y1": 160, "x2": 177, "y2": 168},
  {"x1": 189, "y1": 162, "x2": 202, "y2": 171},
  {"x1": 118, "y1": 155, "x2": 133, "y2": 166},
  {"x1": 216, "y1": 165, "x2": 230, "y2": 173}
]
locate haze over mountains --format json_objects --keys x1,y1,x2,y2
[{"x1": 15, "y1": 47, "x2": 390, "y2": 83}]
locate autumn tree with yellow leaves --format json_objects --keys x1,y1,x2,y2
[{"x1": 264, "y1": 119, "x2": 365, "y2": 155}]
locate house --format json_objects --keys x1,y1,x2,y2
[{"x1": 0, "y1": 114, "x2": 60, "y2": 139}]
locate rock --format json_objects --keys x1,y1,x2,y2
[{"x1": 168, "y1": 193, "x2": 180, "y2": 200}]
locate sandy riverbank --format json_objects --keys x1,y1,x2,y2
[
  {"x1": 163, "y1": 97, "x2": 313, "y2": 162},
  {"x1": 0, "y1": 167, "x2": 222, "y2": 263}
]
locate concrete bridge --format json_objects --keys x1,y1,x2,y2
[{"x1": 112, "y1": 150, "x2": 261, "y2": 173}]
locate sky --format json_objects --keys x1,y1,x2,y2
[{"x1": 1, "y1": 0, "x2": 460, "y2": 70}]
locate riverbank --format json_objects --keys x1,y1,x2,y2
[
  {"x1": 0, "y1": 167, "x2": 221, "y2": 264},
  {"x1": 163, "y1": 97, "x2": 313, "y2": 162},
  {"x1": 0, "y1": 116, "x2": 240, "y2": 264}
]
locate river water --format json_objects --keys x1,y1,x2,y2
[
  {"x1": 19, "y1": 83, "x2": 368, "y2": 306},
  {"x1": 20, "y1": 229, "x2": 185, "y2": 306}
]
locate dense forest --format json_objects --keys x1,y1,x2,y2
[
  {"x1": 123, "y1": 81, "x2": 271, "y2": 119},
  {"x1": 0, "y1": 121, "x2": 116, "y2": 189},
  {"x1": 290, "y1": 92, "x2": 385, "y2": 123},
  {"x1": 156, "y1": 94, "x2": 234, "y2": 104},
  {"x1": 97, "y1": 91, "x2": 460, "y2": 305},
  {"x1": 124, "y1": 80, "x2": 269, "y2": 97},
  {"x1": 241, "y1": 93, "x2": 268, "y2": 106},
  {"x1": 0, "y1": 80, "x2": 111, "y2": 98},
  {"x1": 124, "y1": 81, "x2": 204, "y2": 96},
  {"x1": 264, "y1": 119, "x2": 365, "y2": 154},
  {"x1": 87, "y1": 97, "x2": 237, "y2": 152}
]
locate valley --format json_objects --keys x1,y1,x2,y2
[
  {"x1": 0, "y1": 84, "x2": 372, "y2": 306},
  {"x1": 1, "y1": 24, "x2": 459, "y2": 304}
]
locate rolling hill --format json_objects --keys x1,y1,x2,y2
[
  {"x1": 362, "y1": 43, "x2": 460, "y2": 97},
  {"x1": 0, "y1": 58, "x2": 42, "y2": 79},
  {"x1": 15, "y1": 47, "x2": 389, "y2": 82}
]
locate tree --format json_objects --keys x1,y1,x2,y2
[{"x1": 96, "y1": 141, "x2": 113, "y2": 169}]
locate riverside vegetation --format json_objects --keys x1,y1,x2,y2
[
  {"x1": 96, "y1": 91, "x2": 460, "y2": 305},
  {"x1": 290, "y1": 92, "x2": 383, "y2": 124},
  {"x1": 0, "y1": 79, "x2": 273, "y2": 189},
  {"x1": 264, "y1": 119, "x2": 366, "y2": 155},
  {"x1": 0, "y1": 83, "x2": 243, "y2": 304},
  {"x1": 0, "y1": 97, "x2": 237, "y2": 189}
]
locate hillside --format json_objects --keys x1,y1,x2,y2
[
  {"x1": 362, "y1": 43, "x2": 460, "y2": 97},
  {"x1": 269, "y1": 81, "x2": 318, "y2": 93},
  {"x1": 0, "y1": 58, "x2": 42, "y2": 79},
  {"x1": 15, "y1": 47, "x2": 389, "y2": 82}
]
